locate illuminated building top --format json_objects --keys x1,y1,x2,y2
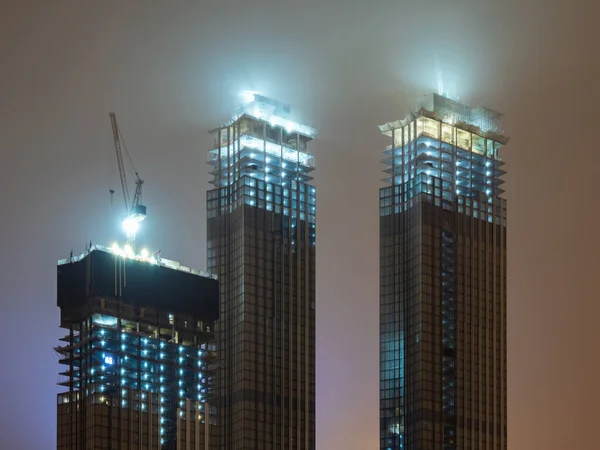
[
  {"x1": 379, "y1": 93, "x2": 508, "y2": 150},
  {"x1": 206, "y1": 94, "x2": 317, "y2": 229},
  {"x1": 378, "y1": 93, "x2": 509, "y2": 219},
  {"x1": 208, "y1": 93, "x2": 317, "y2": 188},
  {"x1": 58, "y1": 244, "x2": 217, "y2": 280},
  {"x1": 219, "y1": 92, "x2": 317, "y2": 139}
]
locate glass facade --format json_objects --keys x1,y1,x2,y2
[
  {"x1": 379, "y1": 94, "x2": 508, "y2": 450},
  {"x1": 207, "y1": 94, "x2": 316, "y2": 450}
]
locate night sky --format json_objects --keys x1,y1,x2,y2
[{"x1": 1, "y1": 1, "x2": 598, "y2": 449}]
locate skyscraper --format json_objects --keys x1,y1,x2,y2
[
  {"x1": 206, "y1": 93, "x2": 317, "y2": 449},
  {"x1": 379, "y1": 93, "x2": 508, "y2": 450},
  {"x1": 56, "y1": 244, "x2": 219, "y2": 450}
]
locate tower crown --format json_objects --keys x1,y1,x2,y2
[{"x1": 378, "y1": 94, "x2": 508, "y2": 216}]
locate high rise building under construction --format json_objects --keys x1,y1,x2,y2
[
  {"x1": 55, "y1": 244, "x2": 219, "y2": 450},
  {"x1": 206, "y1": 93, "x2": 317, "y2": 449},
  {"x1": 379, "y1": 93, "x2": 509, "y2": 450}
]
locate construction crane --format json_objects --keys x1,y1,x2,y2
[{"x1": 109, "y1": 112, "x2": 147, "y2": 246}]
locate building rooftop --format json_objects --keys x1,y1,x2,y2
[
  {"x1": 379, "y1": 93, "x2": 509, "y2": 145},
  {"x1": 212, "y1": 92, "x2": 317, "y2": 139},
  {"x1": 207, "y1": 93, "x2": 317, "y2": 187},
  {"x1": 57, "y1": 245, "x2": 219, "y2": 324},
  {"x1": 58, "y1": 244, "x2": 216, "y2": 280}
]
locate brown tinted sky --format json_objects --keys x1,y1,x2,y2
[{"x1": 1, "y1": 1, "x2": 598, "y2": 449}]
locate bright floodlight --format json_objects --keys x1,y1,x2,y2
[
  {"x1": 123, "y1": 244, "x2": 134, "y2": 258},
  {"x1": 241, "y1": 90, "x2": 260, "y2": 104},
  {"x1": 122, "y1": 217, "x2": 140, "y2": 237},
  {"x1": 140, "y1": 248, "x2": 150, "y2": 259}
]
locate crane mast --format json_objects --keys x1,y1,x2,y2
[{"x1": 109, "y1": 112, "x2": 146, "y2": 246}]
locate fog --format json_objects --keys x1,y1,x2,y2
[{"x1": 1, "y1": 1, "x2": 598, "y2": 448}]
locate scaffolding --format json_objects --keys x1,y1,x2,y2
[{"x1": 470, "y1": 106, "x2": 503, "y2": 134}]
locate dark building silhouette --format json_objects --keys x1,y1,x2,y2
[
  {"x1": 206, "y1": 93, "x2": 316, "y2": 449},
  {"x1": 56, "y1": 245, "x2": 219, "y2": 450},
  {"x1": 379, "y1": 94, "x2": 508, "y2": 450}
]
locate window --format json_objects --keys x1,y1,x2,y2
[
  {"x1": 441, "y1": 124, "x2": 454, "y2": 144},
  {"x1": 418, "y1": 117, "x2": 440, "y2": 140},
  {"x1": 472, "y1": 134, "x2": 485, "y2": 155},
  {"x1": 456, "y1": 129, "x2": 471, "y2": 150}
]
